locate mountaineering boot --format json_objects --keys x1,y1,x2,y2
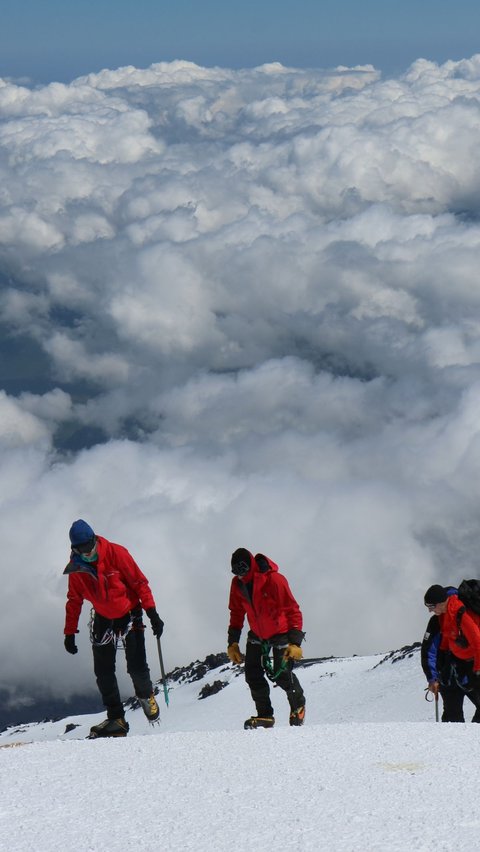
[
  {"x1": 137, "y1": 694, "x2": 160, "y2": 722},
  {"x1": 244, "y1": 716, "x2": 275, "y2": 730},
  {"x1": 88, "y1": 718, "x2": 129, "y2": 738},
  {"x1": 289, "y1": 706, "x2": 306, "y2": 727}
]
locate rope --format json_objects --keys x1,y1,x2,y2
[{"x1": 261, "y1": 640, "x2": 288, "y2": 681}]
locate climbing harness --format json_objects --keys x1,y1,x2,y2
[
  {"x1": 261, "y1": 640, "x2": 289, "y2": 682},
  {"x1": 89, "y1": 608, "x2": 133, "y2": 649}
]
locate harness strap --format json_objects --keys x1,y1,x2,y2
[
  {"x1": 456, "y1": 605, "x2": 466, "y2": 627},
  {"x1": 260, "y1": 640, "x2": 289, "y2": 681},
  {"x1": 89, "y1": 608, "x2": 133, "y2": 648}
]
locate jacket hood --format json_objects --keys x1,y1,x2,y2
[
  {"x1": 445, "y1": 593, "x2": 465, "y2": 616},
  {"x1": 254, "y1": 553, "x2": 279, "y2": 574}
]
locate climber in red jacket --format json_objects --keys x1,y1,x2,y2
[
  {"x1": 227, "y1": 548, "x2": 306, "y2": 729},
  {"x1": 63, "y1": 519, "x2": 164, "y2": 738}
]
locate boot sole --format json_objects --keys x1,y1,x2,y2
[
  {"x1": 244, "y1": 720, "x2": 275, "y2": 730},
  {"x1": 244, "y1": 726, "x2": 275, "y2": 730},
  {"x1": 87, "y1": 731, "x2": 128, "y2": 739}
]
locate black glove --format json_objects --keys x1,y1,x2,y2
[
  {"x1": 64, "y1": 634, "x2": 78, "y2": 655},
  {"x1": 146, "y1": 608, "x2": 164, "y2": 637}
]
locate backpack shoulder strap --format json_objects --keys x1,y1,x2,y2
[{"x1": 456, "y1": 605, "x2": 466, "y2": 630}]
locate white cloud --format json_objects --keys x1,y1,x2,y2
[
  {"x1": 2, "y1": 56, "x2": 480, "y2": 696},
  {"x1": 44, "y1": 332, "x2": 131, "y2": 384},
  {"x1": 0, "y1": 391, "x2": 51, "y2": 448},
  {"x1": 18, "y1": 388, "x2": 73, "y2": 423},
  {"x1": 0, "y1": 208, "x2": 64, "y2": 251},
  {"x1": 111, "y1": 245, "x2": 222, "y2": 354}
]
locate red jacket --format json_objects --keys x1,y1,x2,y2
[
  {"x1": 63, "y1": 536, "x2": 156, "y2": 634},
  {"x1": 439, "y1": 594, "x2": 480, "y2": 670},
  {"x1": 228, "y1": 552, "x2": 303, "y2": 641}
]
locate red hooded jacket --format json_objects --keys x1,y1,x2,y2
[
  {"x1": 228, "y1": 551, "x2": 303, "y2": 642},
  {"x1": 63, "y1": 535, "x2": 156, "y2": 634},
  {"x1": 439, "y1": 593, "x2": 480, "y2": 671}
]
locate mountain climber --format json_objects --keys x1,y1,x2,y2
[
  {"x1": 227, "y1": 548, "x2": 305, "y2": 729},
  {"x1": 423, "y1": 584, "x2": 480, "y2": 720},
  {"x1": 421, "y1": 587, "x2": 479, "y2": 721},
  {"x1": 63, "y1": 519, "x2": 164, "y2": 738}
]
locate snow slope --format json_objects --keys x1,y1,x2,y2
[{"x1": 0, "y1": 647, "x2": 477, "y2": 852}]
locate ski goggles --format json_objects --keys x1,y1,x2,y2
[
  {"x1": 231, "y1": 560, "x2": 250, "y2": 577},
  {"x1": 72, "y1": 536, "x2": 96, "y2": 555}
]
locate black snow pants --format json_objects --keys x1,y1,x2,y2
[
  {"x1": 244, "y1": 635, "x2": 305, "y2": 717},
  {"x1": 449, "y1": 656, "x2": 480, "y2": 723},
  {"x1": 439, "y1": 683, "x2": 470, "y2": 722},
  {"x1": 92, "y1": 608, "x2": 153, "y2": 720}
]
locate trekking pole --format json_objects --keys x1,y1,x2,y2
[
  {"x1": 435, "y1": 691, "x2": 439, "y2": 722},
  {"x1": 156, "y1": 637, "x2": 170, "y2": 707}
]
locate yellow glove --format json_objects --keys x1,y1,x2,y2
[
  {"x1": 227, "y1": 642, "x2": 243, "y2": 664},
  {"x1": 284, "y1": 644, "x2": 303, "y2": 661}
]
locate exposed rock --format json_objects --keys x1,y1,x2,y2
[{"x1": 198, "y1": 680, "x2": 228, "y2": 700}]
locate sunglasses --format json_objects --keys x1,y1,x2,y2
[{"x1": 426, "y1": 603, "x2": 439, "y2": 611}]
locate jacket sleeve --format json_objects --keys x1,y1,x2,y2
[
  {"x1": 228, "y1": 579, "x2": 245, "y2": 643},
  {"x1": 277, "y1": 574, "x2": 304, "y2": 642},
  {"x1": 115, "y1": 546, "x2": 156, "y2": 611},
  {"x1": 421, "y1": 616, "x2": 440, "y2": 681},
  {"x1": 64, "y1": 576, "x2": 84, "y2": 634}
]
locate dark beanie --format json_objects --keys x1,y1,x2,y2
[
  {"x1": 69, "y1": 519, "x2": 95, "y2": 546},
  {"x1": 424, "y1": 584, "x2": 448, "y2": 605}
]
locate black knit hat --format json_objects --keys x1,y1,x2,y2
[{"x1": 424, "y1": 584, "x2": 448, "y2": 605}]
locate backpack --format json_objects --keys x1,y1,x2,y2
[
  {"x1": 455, "y1": 580, "x2": 480, "y2": 643},
  {"x1": 457, "y1": 579, "x2": 480, "y2": 615}
]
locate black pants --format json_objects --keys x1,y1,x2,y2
[
  {"x1": 440, "y1": 683, "x2": 478, "y2": 722},
  {"x1": 92, "y1": 610, "x2": 153, "y2": 720},
  {"x1": 244, "y1": 639, "x2": 305, "y2": 717},
  {"x1": 448, "y1": 657, "x2": 480, "y2": 722}
]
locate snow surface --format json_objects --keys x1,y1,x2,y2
[{"x1": 0, "y1": 648, "x2": 477, "y2": 851}]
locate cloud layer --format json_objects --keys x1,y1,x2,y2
[{"x1": 2, "y1": 56, "x2": 480, "y2": 697}]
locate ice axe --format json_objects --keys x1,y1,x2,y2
[
  {"x1": 424, "y1": 685, "x2": 439, "y2": 722},
  {"x1": 156, "y1": 636, "x2": 170, "y2": 707}
]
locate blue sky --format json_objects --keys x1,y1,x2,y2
[{"x1": 2, "y1": 0, "x2": 480, "y2": 83}]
